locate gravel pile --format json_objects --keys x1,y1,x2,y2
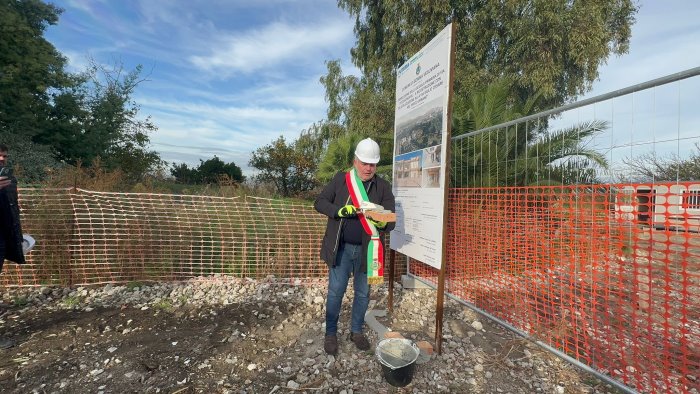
[{"x1": 0, "y1": 277, "x2": 624, "y2": 393}]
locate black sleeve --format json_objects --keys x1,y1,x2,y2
[
  {"x1": 10, "y1": 175, "x2": 19, "y2": 205},
  {"x1": 314, "y1": 172, "x2": 344, "y2": 219}
]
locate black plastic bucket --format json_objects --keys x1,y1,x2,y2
[{"x1": 376, "y1": 338, "x2": 420, "y2": 387}]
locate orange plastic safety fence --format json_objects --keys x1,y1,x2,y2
[
  {"x1": 2, "y1": 188, "x2": 402, "y2": 288},
  {"x1": 1, "y1": 188, "x2": 330, "y2": 286},
  {"x1": 408, "y1": 184, "x2": 699, "y2": 394},
  {"x1": 5, "y1": 185, "x2": 698, "y2": 392}
]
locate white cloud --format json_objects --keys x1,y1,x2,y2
[
  {"x1": 148, "y1": 70, "x2": 333, "y2": 112},
  {"x1": 140, "y1": 94, "x2": 322, "y2": 172},
  {"x1": 61, "y1": 0, "x2": 106, "y2": 16},
  {"x1": 60, "y1": 49, "x2": 91, "y2": 72},
  {"x1": 45, "y1": 1, "x2": 354, "y2": 174},
  {"x1": 189, "y1": 21, "x2": 352, "y2": 75}
]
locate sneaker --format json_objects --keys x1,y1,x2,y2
[
  {"x1": 349, "y1": 332, "x2": 371, "y2": 351},
  {"x1": 324, "y1": 335, "x2": 338, "y2": 355},
  {"x1": 0, "y1": 337, "x2": 15, "y2": 350}
]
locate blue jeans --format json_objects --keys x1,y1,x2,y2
[{"x1": 325, "y1": 243, "x2": 369, "y2": 335}]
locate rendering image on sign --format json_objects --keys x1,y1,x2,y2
[
  {"x1": 395, "y1": 97, "x2": 443, "y2": 156},
  {"x1": 394, "y1": 151, "x2": 423, "y2": 188}
]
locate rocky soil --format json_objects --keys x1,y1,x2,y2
[{"x1": 0, "y1": 277, "x2": 624, "y2": 393}]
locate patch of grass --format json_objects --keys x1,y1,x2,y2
[
  {"x1": 13, "y1": 296, "x2": 28, "y2": 307},
  {"x1": 62, "y1": 295, "x2": 81, "y2": 308},
  {"x1": 582, "y1": 375, "x2": 601, "y2": 387},
  {"x1": 126, "y1": 281, "x2": 144, "y2": 291},
  {"x1": 153, "y1": 299, "x2": 173, "y2": 311}
]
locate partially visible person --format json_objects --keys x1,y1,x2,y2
[
  {"x1": 314, "y1": 137, "x2": 395, "y2": 355},
  {"x1": 0, "y1": 144, "x2": 26, "y2": 350}
]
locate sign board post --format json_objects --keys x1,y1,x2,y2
[{"x1": 390, "y1": 23, "x2": 456, "y2": 354}]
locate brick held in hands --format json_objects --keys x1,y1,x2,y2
[{"x1": 364, "y1": 210, "x2": 397, "y2": 223}]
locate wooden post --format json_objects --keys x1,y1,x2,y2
[
  {"x1": 388, "y1": 248, "x2": 396, "y2": 314},
  {"x1": 435, "y1": 268, "x2": 446, "y2": 354},
  {"x1": 434, "y1": 21, "x2": 457, "y2": 355}
]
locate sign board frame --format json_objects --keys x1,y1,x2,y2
[{"x1": 388, "y1": 22, "x2": 456, "y2": 354}]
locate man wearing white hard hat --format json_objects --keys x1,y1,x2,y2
[{"x1": 314, "y1": 137, "x2": 396, "y2": 355}]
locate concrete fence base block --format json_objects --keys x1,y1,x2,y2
[
  {"x1": 365, "y1": 309, "x2": 389, "y2": 339},
  {"x1": 401, "y1": 275, "x2": 435, "y2": 289}
]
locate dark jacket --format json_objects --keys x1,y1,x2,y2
[
  {"x1": 0, "y1": 175, "x2": 25, "y2": 271},
  {"x1": 314, "y1": 171, "x2": 395, "y2": 272}
]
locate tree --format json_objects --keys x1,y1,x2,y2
[
  {"x1": 0, "y1": 0, "x2": 72, "y2": 136},
  {"x1": 319, "y1": 60, "x2": 358, "y2": 128},
  {"x1": 455, "y1": 121, "x2": 609, "y2": 187},
  {"x1": 316, "y1": 133, "x2": 363, "y2": 183},
  {"x1": 0, "y1": 0, "x2": 164, "y2": 183},
  {"x1": 249, "y1": 136, "x2": 318, "y2": 197},
  {"x1": 622, "y1": 144, "x2": 700, "y2": 182},
  {"x1": 337, "y1": 0, "x2": 636, "y2": 108},
  {"x1": 322, "y1": 1, "x2": 637, "y2": 149},
  {"x1": 170, "y1": 157, "x2": 244, "y2": 184},
  {"x1": 452, "y1": 79, "x2": 608, "y2": 187},
  {"x1": 1, "y1": 1, "x2": 163, "y2": 183},
  {"x1": 319, "y1": 60, "x2": 395, "y2": 142},
  {"x1": 170, "y1": 162, "x2": 196, "y2": 184},
  {"x1": 0, "y1": 131, "x2": 63, "y2": 184},
  {"x1": 316, "y1": 132, "x2": 394, "y2": 183},
  {"x1": 195, "y1": 156, "x2": 244, "y2": 184},
  {"x1": 452, "y1": 78, "x2": 541, "y2": 136},
  {"x1": 34, "y1": 61, "x2": 164, "y2": 181},
  {"x1": 316, "y1": 60, "x2": 396, "y2": 182}
]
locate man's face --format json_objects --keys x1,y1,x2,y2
[
  {"x1": 0, "y1": 151, "x2": 7, "y2": 167},
  {"x1": 353, "y1": 157, "x2": 377, "y2": 181}
]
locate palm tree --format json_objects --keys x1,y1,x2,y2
[
  {"x1": 316, "y1": 133, "x2": 363, "y2": 183},
  {"x1": 451, "y1": 79, "x2": 608, "y2": 187}
]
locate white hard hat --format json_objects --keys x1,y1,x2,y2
[{"x1": 354, "y1": 138, "x2": 381, "y2": 164}]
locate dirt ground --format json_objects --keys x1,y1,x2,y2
[
  {"x1": 0, "y1": 281, "x2": 625, "y2": 394},
  {"x1": 1, "y1": 302, "x2": 309, "y2": 393}
]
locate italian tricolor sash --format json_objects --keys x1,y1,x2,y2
[{"x1": 346, "y1": 168, "x2": 384, "y2": 285}]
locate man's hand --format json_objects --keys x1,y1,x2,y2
[
  {"x1": 367, "y1": 217, "x2": 387, "y2": 229},
  {"x1": 337, "y1": 204, "x2": 358, "y2": 218},
  {"x1": 0, "y1": 176, "x2": 10, "y2": 190}
]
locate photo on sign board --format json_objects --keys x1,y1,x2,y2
[
  {"x1": 394, "y1": 150, "x2": 423, "y2": 188},
  {"x1": 422, "y1": 167, "x2": 441, "y2": 188},
  {"x1": 394, "y1": 97, "x2": 443, "y2": 156},
  {"x1": 421, "y1": 145, "x2": 442, "y2": 188},
  {"x1": 422, "y1": 145, "x2": 441, "y2": 167}
]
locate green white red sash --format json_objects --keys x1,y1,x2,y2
[{"x1": 345, "y1": 168, "x2": 384, "y2": 284}]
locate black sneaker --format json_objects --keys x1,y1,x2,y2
[
  {"x1": 324, "y1": 335, "x2": 338, "y2": 355},
  {"x1": 349, "y1": 332, "x2": 370, "y2": 351}
]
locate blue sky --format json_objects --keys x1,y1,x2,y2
[{"x1": 44, "y1": 1, "x2": 700, "y2": 175}]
